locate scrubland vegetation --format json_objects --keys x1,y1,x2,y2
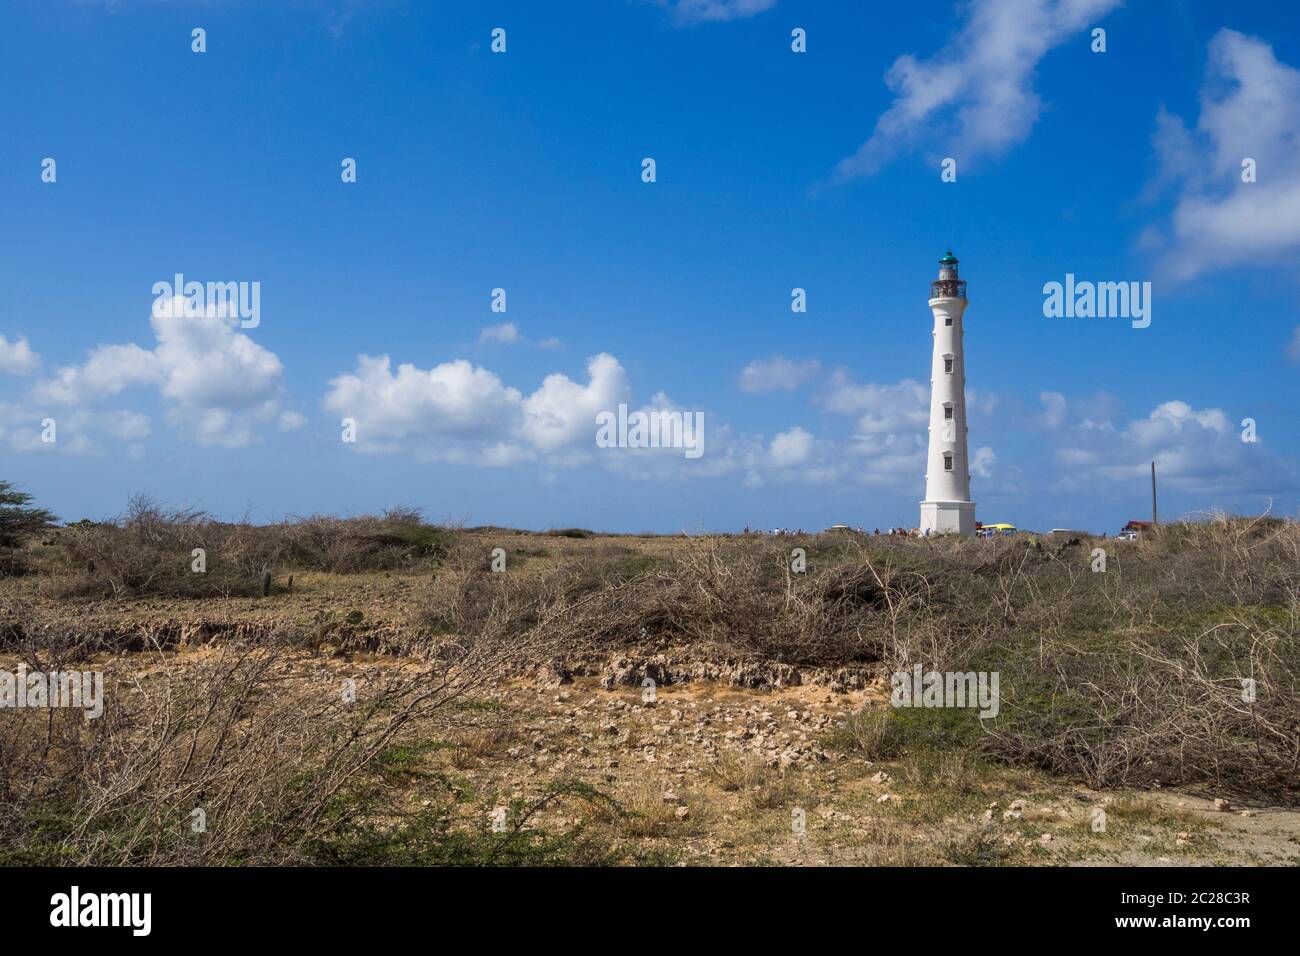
[{"x1": 0, "y1": 487, "x2": 1296, "y2": 865}]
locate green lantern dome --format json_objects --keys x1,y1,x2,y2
[{"x1": 930, "y1": 249, "x2": 966, "y2": 300}]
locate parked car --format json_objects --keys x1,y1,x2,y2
[{"x1": 1117, "y1": 520, "x2": 1152, "y2": 541}]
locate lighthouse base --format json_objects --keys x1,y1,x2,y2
[{"x1": 919, "y1": 500, "x2": 976, "y2": 537}]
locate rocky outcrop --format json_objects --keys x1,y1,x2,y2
[{"x1": 594, "y1": 653, "x2": 874, "y2": 692}]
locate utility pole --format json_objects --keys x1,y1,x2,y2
[{"x1": 1151, "y1": 461, "x2": 1158, "y2": 526}]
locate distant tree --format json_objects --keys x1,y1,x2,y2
[{"x1": 0, "y1": 481, "x2": 57, "y2": 549}]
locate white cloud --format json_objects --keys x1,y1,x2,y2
[
  {"x1": 479, "y1": 322, "x2": 522, "y2": 345},
  {"x1": 318, "y1": 350, "x2": 1000, "y2": 494},
  {"x1": 105, "y1": 410, "x2": 151, "y2": 442},
  {"x1": 26, "y1": 296, "x2": 287, "y2": 447},
  {"x1": 321, "y1": 349, "x2": 821, "y2": 484},
  {"x1": 1053, "y1": 398, "x2": 1294, "y2": 496},
  {"x1": 834, "y1": 0, "x2": 1121, "y2": 180},
  {"x1": 738, "y1": 356, "x2": 821, "y2": 393},
  {"x1": 314, "y1": 343, "x2": 1025, "y2": 500},
  {"x1": 1038, "y1": 391, "x2": 1068, "y2": 429},
  {"x1": 521, "y1": 353, "x2": 629, "y2": 452},
  {"x1": 278, "y1": 411, "x2": 307, "y2": 432},
  {"x1": 476, "y1": 443, "x2": 534, "y2": 468},
  {"x1": 323, "y1": 355, "x2": 522, "y2": 444},
  {"x1": 966, "y1": 388, "x2": 1000, "y2": 420},
  {"x1": 151, "y1": 304, "x2": 282, "y2": 414},
  {"x1": 32, "y1": 343, "x2": 161, "y2": 405},
  {"x1": 0, "y1": 403, "x2": 151, "y2": 456},
  {"x1": 822, "y1": 372, "x2": 929, "y2": 435},
  {"x1": 0, "y1": 335, "x2": 40, "y2": 375},
  {"x1": 1056, "y1": 447, "x2": 1099, "y2": 467},
  {"x1": 1148, "y1": 30, "x2": 1300, "y2": 277},
  {"x1": 308, "y1": 338, "x2": 1300, "y2": 508},
  {"x1": 479, "y1": 322, "x2": 562, "y2": 350},
  {"x1": 655, "y1": 0, "x2": 776, "y2": 26},
  {"x1": 769, "y1": 426, "x2": 814, "y2": 467},
  {"x1": 1125, "y1": 400, "x2": 1231, "y2": 445},
  {"x1": 321, "y1": 351, "x2": 630, "y2": 464}
]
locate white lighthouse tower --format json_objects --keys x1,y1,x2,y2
[{"x1": 919, "y1": 250, "x2": 976, "y2": 536}]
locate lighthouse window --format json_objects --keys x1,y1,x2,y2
[
  {"x1": 944, "y1": 357, "x2": 954, "y2": 373},
  {"x1": 943, "y1": 453, "x2": 954, "y2": 471},
  {"x1": 943, "y1": 405, "x2": 954, "y2": 420},
  {"x1": 944, "y1": 316, "x2": 953, "y2": 327}
]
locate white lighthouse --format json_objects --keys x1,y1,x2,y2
[{"x1": 919, "y1": 250, "x2": 976, "y2": 536}]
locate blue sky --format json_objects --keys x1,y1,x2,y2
[{"x1": 2, "y1": 0, "x2": 1298, "y2": 533}]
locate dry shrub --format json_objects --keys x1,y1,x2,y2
[
  {"x1": 963, "y1": 518, "x2": 1300, "y2": 798},
  {"x1": 0, "y1": 600, "x2": 549, "y2": 865},
  {"x1": 826, "y1": 708, "x2": 899, "y2": 759},
  {"x1": 943, "y1": 827, "x2": 1019, "y2": 866},
  {"x1": 417, "y1": 535, "x2": 921, "y2": 667},
  {"x1": 985, "y1": 618, "x2": 1299, "y2": 796},
  {"x1": 610, "y1": 779, "x2": 700, "y2": 838},
  {"x1": 416, "y1": 536, "x2": 566, "y2": 640},
  {"x1": 46, "y1": 497, "x2": 454, "y2": 598},
  {"x1": 274, "y1": 506, "x2": 452, "y2": 574},
  {"x1": 703, "y1": 751, "x2": 771, "y2": 792},
  {"x1": 49, "y1": 497, "x2": 276, "y2": 599},
  {"x1": 451, "y1": 723, "x2": 523, "y2": 768},
  {"x1": 898, "y1": 749, "x2": 985, "y2": 795},
  {"x1": 748, "y1": 773, "x2": 809, "y2": 811},
  {"x1": 816, "y1": 518, "x2": 1298, "y2": 800}
]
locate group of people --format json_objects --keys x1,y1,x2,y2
[{"x1": 739, "y1": 526, "x2": 929, "y2": 537}]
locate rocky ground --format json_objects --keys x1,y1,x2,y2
[{"x1": 367, "y1": 663, "x2": 1300, "y2": 866}]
